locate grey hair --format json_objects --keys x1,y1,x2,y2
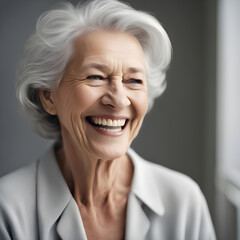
[{"x1": 16, "y1": 0, "x2": 172, "y2": 139}]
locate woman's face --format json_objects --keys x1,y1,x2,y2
[{"x1": 48, "y1": 30, "x2": 148, "y2": 160}]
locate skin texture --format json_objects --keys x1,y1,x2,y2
[{"x1": 39, "y1": 30, "x2": 148, "y2": 240}]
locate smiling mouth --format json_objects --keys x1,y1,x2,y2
[{"x1": 86, "y1": 116, "x2": 128, "y2": 133}]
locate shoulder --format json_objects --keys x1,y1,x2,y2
[
  {"x1": 0, "y1": 161, "x2": 38, "y2": 205},
  {"x1": 147, "y1": 160, "x2": 201, "y2": 199},
  {"x1": 129, "y1": 148, "x2": 201, "y2": 200},
  {"x1": 128, "y1": 149, "x2": 216, "y2": 239},
  {"x1": 0, "y1": 161, "x2": 38, "y2": 239},
  {"x1": 144, "y1": 159, "x2": 205, "y2": 212},
  {"x1": 128, "y1": 148, "x2": 211, "y2": 221}
]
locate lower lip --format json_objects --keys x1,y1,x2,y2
[{"x1": 88, "y1": 122, "x2": 125, "y2": 136}]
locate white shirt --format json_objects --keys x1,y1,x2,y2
[{"x1": 0, "y1": 146, "x2": 216, "y2": 240}]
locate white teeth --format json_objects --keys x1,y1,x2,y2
[
  {"x1": 91, "y1": 117, "x2": 126, "y2": 127},
  {"x1": 107, "y1": 119, "x2": 112, "y2": 126},
  {"x1": 102, "y1": 119, "x2": 107, "y2": 125},
  {"x1": 113, "y1": 120, "x2": 117, "y2": 126}
]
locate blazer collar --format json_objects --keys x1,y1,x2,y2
[
  {"x1": 37, "y1": 146, "x2": 86, "y2": 239},
  {"x1": 127, "y1": 148, "x2": 165, "y2": 216},
  {"x1": 124, "y1": 148, "x2": 165, "y2": 240}
]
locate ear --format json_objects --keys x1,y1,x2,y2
[{"x1": 38, "y1": 89, "x2": 57, "y2": 115}]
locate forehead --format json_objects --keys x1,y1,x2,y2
[{"x1": 71, "y1": 30, "x2": 146, "y2": 69}]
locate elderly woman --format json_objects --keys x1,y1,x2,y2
[{"x1": 0, "y1": 0, "x2": 216, "y2": 239}]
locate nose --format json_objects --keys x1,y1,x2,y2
[{"x1": 101, "y1": 81, "x2": 131, "y2": 109}]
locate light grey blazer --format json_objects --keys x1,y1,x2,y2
[{"x1": 0, "y1": 146, "x2": 216, "y2": 240}]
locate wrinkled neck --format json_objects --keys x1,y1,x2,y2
[{"x1": 55, "y1": 141, "x2": 133, "y2": 209}]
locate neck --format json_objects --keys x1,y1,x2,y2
[{"x1": 56, "y1": 140, "x2": 133, "y2": 209}]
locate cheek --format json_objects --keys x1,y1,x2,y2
[
  {"x1": 131, "y1": 91, "x2": 148, "y2": 117},
  {"x1": 53, "y1": 85, "x2": 102, "y2": 131},
  {"x1": 128, "y1": 92, "x2": 148, "y2": 141},
  {"x1": 65, "y1": 85, "x2": 102, "y2": 112}
]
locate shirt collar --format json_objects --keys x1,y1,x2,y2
[{"x1": 127, "y1": 148, "x2": 165, "y2": 216}]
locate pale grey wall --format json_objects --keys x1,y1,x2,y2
[
  {"x1": 0, "y1": 0, "x2": 217, "y2": 234},
  {"x1": 0, "y1": 0, "x2": 64, "y2": 176}
]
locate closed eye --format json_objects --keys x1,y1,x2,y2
[
  {"x1": 86, "y1": 75, "x2": 104, "y2": 80},
  {"x1": 128, "y1": 79, "x2": 143, "y2": 84}
]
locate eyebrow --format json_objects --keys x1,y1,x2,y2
[
  {"x1": 127, "y1": 67, "x2": 145, "y2": 74},
  {"x1": 80, "y1": 63, "x2": 145, "y2": 74}
]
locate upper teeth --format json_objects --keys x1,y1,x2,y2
[{"x1": 91, "y1": 117, "x2": 126, "y2": 127}]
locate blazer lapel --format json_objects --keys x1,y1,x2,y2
[
  {"x1": 56, "y1": 198, "x2": 87, "y2": 240},
  {"x1": 37, "y1": 147, "x2": 72, "y2": 240},
  {"x1": 125, "y1": 192, "x2": 150, "y2": 240},
  {"x1": 125, "y1": 148, "x2": 166, "y2": 240},
  {"x1": 37, "y1": 147, "x2": 88, "y2": 240}
]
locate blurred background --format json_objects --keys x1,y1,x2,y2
[{"x1": 0, "y1": 0, "x2": 239, "y2": 239}]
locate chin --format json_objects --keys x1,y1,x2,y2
[{"x1": 89, "y1": 144, "x2": 129, "y2": 161}]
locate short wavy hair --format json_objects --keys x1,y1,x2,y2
[{"x1": 16, "y1": 0, "x2": 172, "y2": 139}]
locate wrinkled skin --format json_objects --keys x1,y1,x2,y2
[{"x1": 39, "y1": 30, "x2": 148, "y2": 240}]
